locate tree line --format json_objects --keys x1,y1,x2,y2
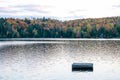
[{"x1": 1, "y1": 17, "x2": 120, "y2": 38}]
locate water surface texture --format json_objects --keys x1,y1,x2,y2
[{"x1": 0, "y1": 40, "x2": 120, "y2": 80}]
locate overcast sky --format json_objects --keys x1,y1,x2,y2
[{"x1": 0, "y1": 0, "x2": 120, "y2": 20}]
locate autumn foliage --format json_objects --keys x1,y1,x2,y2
[{"x1": 1, "y1": 16, "x2": 120, "y2": 38}]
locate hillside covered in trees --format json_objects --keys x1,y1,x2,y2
[{"x1": 1, "y1": 16, "x2": 120, "y2": 38}]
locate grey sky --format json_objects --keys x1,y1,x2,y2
[{"x1": 0, "y1": 0, "x2": 120, "y2": 20}]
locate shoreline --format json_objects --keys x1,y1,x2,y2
[{"x1": 1, "y1": 38, "x2": 120, "y2": 41}]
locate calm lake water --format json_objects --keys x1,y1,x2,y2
[{"x1": 0, "y1": 40, "x2": 120, "y2": 80}]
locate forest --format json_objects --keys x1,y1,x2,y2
[{"x1": 1, "y1": 16, "x2": 120, "y2": 38}]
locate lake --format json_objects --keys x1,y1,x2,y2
[{"x1": 0, "y1": 39, "x2": 120, "y2": 80}]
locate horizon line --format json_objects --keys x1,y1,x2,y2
[{"x1": 0, "y1": 16, "x2": 120, "y2": 21}]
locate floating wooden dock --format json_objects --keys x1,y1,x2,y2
[{"x1": 72, "y1": 63, "x2": 93, "y2": 72}]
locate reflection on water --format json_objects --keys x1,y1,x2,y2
[{"x1": 0, "y1": 40, "x2": 120, "y2": 80}]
